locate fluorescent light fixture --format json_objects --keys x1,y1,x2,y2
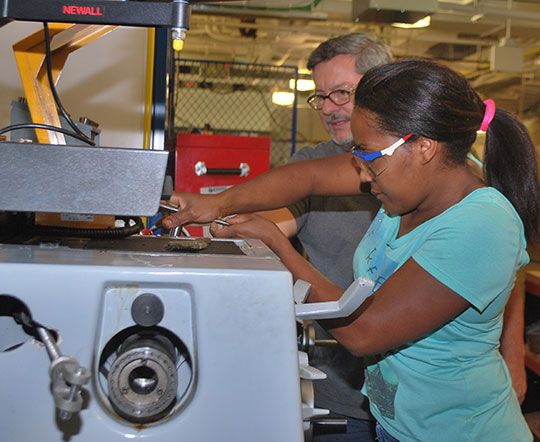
[
  {"x1": 289, "y1": 78, "x2": 316, "y2": 91},
  {"x1": 392, "y1": 15, "x2": 431, "y2": 29},
  {"x1": 272, "y1": 91, "x2": 295, "y2": 106},
  {"x1": 471, "y1": 13, "x2": 484, "y2": 23}
]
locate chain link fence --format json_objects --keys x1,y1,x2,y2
[{"x1": 171, "y1": 58, "x2": 298, "y2": 167}]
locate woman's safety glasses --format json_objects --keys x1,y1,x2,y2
[{"x1": 352, "y1": 133, "x2": 415, "y2": 177}]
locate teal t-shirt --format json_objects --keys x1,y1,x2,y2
[{"x1": 353, "y1": 187, "x2": 532, "y2": 442}]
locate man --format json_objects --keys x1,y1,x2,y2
[{"x1": 261, "y1": 34, "x2": 391, "y2": 441}]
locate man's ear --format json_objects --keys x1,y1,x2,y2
[{"x1": 415, "y1": 137, "x2": 439, "y2": 164}]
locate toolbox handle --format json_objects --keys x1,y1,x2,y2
[{"x1": 194, "y1": 161, "x2": 250, "y2": 177}]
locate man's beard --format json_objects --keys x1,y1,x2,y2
[
  {"x1": 331, "y1": 134, "x2": 354, "y2": 149},
  {"x1": 325, "y1": 113, "x2": 353, "y2": 149}
]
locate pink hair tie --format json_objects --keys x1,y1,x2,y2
[{"x1": 480, "y1": 99, "x2": 496, "y2": 132}]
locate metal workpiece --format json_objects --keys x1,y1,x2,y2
[{"x1": 165, "y1": 238, "x2": 211, "y2": 251}]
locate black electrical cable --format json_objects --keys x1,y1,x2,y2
[
  {"x1": 30, "y1": 217, "x2": 144, "y2": 239},
  {"x1": 0, "y1": 123, "x2": 93, "y2": 144},
  {"x1": 42, "y1": 22, "x2": 95, "y2": 146}
]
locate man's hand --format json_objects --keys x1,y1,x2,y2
[
  {"x1": 258, "y1": 208, "x2": 298, "y2": 238},
  {"x1": 502, "y1": 348, "x2": 527, "y2": 404},
  {"x1": 161, "y1": 192, "x2": 223, "y2": 229},
  {"x1": 500, "y1": 282, "x2": 527, "y2": 404}
]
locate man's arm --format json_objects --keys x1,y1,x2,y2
[
  {"x1": 258, "y1": 208, "x2": 298, "y2": 238},
  {"x1": 256, "y1": 145, "x2": 322, "y2": 238},
  {"x1": 500, "y1": 281, "x2": 527, "y2": 403}
]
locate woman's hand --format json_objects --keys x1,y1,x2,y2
[
  {"x1": 209, "y1": 213, "x2": 287, "y2": 252},
  {"x1": 161, "y1": 192, "x2": 223, "y2": 229}
]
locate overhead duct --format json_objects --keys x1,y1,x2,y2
[
  {"x1": 490, "y1": 44, "x2": 524, "y2": 73},
  {"x1": 427, "y1": 42, "x2": 477, "y2": 61},
  {"x1": 352, "y1": 0, "x2": 437, "y2": 24}
]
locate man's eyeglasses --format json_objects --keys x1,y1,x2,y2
[
  {"x1": 307, "y1": 88, "x2": 355, "y2": 110},
  {"x1": 352, "y1": 133, "x2": 415, "y2": 177}
]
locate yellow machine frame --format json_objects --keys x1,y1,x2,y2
[{"x1": 13, "y1": 23, "x2": 116, "y2": 145}]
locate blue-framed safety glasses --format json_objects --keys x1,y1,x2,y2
[{"x1": 352, "y1": 133, "x2": 415, "y2": 177}]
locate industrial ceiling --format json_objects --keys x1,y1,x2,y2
[{"x1": 180, "y1": 0, "x2": 540, "y2": 118}]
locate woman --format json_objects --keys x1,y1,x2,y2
[{"x1": 163, "y1": 59, "x2": 538, "y2": 441}]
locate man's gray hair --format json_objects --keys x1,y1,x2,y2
[{"x1": 307, "y1": 33, "x2": 392, "y2": 73}]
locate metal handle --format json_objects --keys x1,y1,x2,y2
[
  {"x1": 158, "y1": 203, "x2": 191, "y2": 237},
  {"x1": 194, "y1": 161, "x2": 250, "y2": 177},
  {"x1": 298, "y1": 322, "x2": 338, "y2": 358},
  {"x1": 295, "y1": 278, "x2": 375, "y2": 321},
  {"x1": 36, "y1": 327, "x2": 90, "y2": 421},
  {"x1": 313, "y1": 418, "x2": 348, "y2": 428}
]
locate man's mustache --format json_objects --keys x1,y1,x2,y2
[{"x1": 324, "y1": 113, "x2": 350, "y2": 124}]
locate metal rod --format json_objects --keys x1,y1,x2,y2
[
  {"x1": 160, "y1": 202, "x2": 191, "y2": 237},
  {"x1": 36, "y1": 327, "x2": 61, "y2": 361}
]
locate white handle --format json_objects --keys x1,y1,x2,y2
[
  {"x1": 293, "y1": 279, "x2": 311, "y2": 304},
  {"x1": 295, "y1": 278, "x2": 374, "y2": 321},
  {"x1": 298, "y1": 351, "x2": 326, "y2": 380}
]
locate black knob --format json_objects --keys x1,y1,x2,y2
[{"x1": 131, "y1": 293, "x2": 164, "y2": 327}]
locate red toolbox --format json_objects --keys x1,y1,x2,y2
[{"x1": 175, "y1": 133, "x2": 271, "y2": 235}]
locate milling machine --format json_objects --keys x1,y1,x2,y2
[{"x1": 0, "y1": 2, "x2": 375, "y2": 440}]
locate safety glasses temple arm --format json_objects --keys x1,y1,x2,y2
[{"x1": 381, "y1": 133, "x2": 414, "y2": 157}]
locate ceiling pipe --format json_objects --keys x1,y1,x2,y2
[
  {"x1": 438, "y1": 1, "x2": 540, "y2": 23},
  {"x1": 407, "y1": 31, "x2": 497, "y2": 46},
  {"x1": 214, "y1": 21, "x2": 357, "y2": 36},
  {"x1": 192, "y1": 4, "x2": 328, "y2": 21}
]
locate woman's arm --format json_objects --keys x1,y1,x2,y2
[
  {"x1": 162, "y1": 153, "x2": 363, "y2": 229},
  {"x1": 310, "y1": 258, "x2": 471, "y2": 357},
  {"x1": 210, "y1": 214, "x2": 342, "y2": 299},
  {"x1": 212, "y1": 216, "x2": 470, "y2": 358}
]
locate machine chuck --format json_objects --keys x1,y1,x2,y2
[{"x1": 107, "y1": 332, "x2": 178, "y2": 423}]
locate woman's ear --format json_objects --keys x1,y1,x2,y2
[{"x1": 415, "y1": 137, "x2": 439, "y2": 164}]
